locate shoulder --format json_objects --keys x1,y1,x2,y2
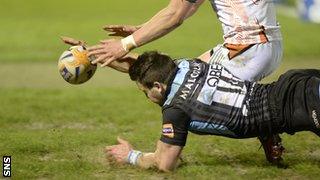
[
  {"x1": 160, "y1": 106, "x2": 190, "y2": 146},
  {"x1": 162, "y1": 105, "x2": 189, "y2": 122},
  {"x1": 173, "y1": 58, "x2": 188, "y2": 66},
  {"x1": 163, "y1": 104, "x2": 183, "y2": 115},
  {"x1": 174, "y1": 58, "x2": 205, "y2": 68}
]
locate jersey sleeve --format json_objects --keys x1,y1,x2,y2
[
  {"x1": 173, "y1": 58, "x2": 190, "y2": 66},
  {"x1": 160, "y1": 107, "x2": 190, "y2": 146}
]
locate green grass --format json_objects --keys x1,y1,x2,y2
[
  {"x1": 2, "y1": 60, "x2": 320, "y2": 179},
  {"x1": 1, "y1": 0, "x2": 319, "y2": 62},
  {"x1": 1, "y1": 0, "x2": 320, "y2": 179}
]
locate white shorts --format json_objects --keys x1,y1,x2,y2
[{"x1": 208, "y1": 41, "x2": 283, "y2": 82}]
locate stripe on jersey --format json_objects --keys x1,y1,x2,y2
[
  {"x1": 197, "y1": 64, "x2": 247, "y2": 109},
  {"x1": 219, "y1": 76, "x2": 244, "y2": 88},
  {"x1": 188, "y1": 120, "x2": 236, "y2": 136},
  {"x1": 164, "y1": 60, "x2": 190, "y2": 106},
  {"x1": 216, "y1": 86, "x2": 243, "y2": 94}
]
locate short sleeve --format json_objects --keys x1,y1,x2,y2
[
  {"x1": 173, "y1": 59, "x2": 183, "y2": 65},
  {"x1": 160, "y1": 107, "x2": 190, "y2": 146}
]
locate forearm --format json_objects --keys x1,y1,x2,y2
[
  {"x1": 135, "y1": 152, "x2": 177, "y2": 172},
  {"x1": 136, "y1": 152, "x2": 158, "y2": 169},
  {"x1": 137, "y1": 0, "x2": 202, "y2": 29},
  {"x1": 128, "y1": 141, "x2": 182, "y2": 172},
  {"x1": 108, "y1": 53, "x2": 139, "y2": 73},
  {"x1": 133, "y1": 9, "x2": 181, "y2": 47},
  {"x1": 132, "y1": 1, "x2": 192, "y2": 47}
]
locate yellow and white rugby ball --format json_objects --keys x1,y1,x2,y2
[{"x1": 58, "y1": 46, "x2": 97, "y2": 84}]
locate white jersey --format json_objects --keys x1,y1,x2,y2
[{"x1": 209, "y1": 0, "x2": 282, "y2": 44}]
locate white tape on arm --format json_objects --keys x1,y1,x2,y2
[
  {"x1": 127, "y1": 150, "x2": 142, "y2": 165},
  {"x1": 121, "y1": 35, "x2": 137, "y2": 52}
]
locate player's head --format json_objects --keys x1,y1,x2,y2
[{"x1": 129, "y1": 51, "x2": 176, "y2": 104}]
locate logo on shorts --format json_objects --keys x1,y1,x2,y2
[
  {"x1": 162, "y1": 123, "x2": 174, "y2": 138},
  {"x1": 312, "y1": 110, "x2": 320, "y2": 128}
]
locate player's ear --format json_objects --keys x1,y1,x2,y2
[
  {"x1": 153, "y1": 82, "x2": 161, "y2": 89},
  {"x1": 153, "y1": 82, "x2": 165, "y2": 93}
]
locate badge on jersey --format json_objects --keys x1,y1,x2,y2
[{"x1": 162, "y1": 123, "x2": 174, "y2": 138}]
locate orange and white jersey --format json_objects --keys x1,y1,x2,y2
[{"x1": 209, "y1": 0, "x2": 282, "y2": 44}]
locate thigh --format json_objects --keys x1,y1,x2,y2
[
  {"x1": 291, "y1": 79, "x2": 320, "y2": 133},
  {"x1": 209, "y1": 41, "x2": 283, "y2": 81},
  {"x1": 273, "y1": 71, "x2": 320, "y2": 134}
]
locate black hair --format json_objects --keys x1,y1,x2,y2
[{"x1": 129, "y1": 51, "x2": 177, "y2": 88}]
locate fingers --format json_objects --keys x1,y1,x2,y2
[
  {"x1": 87, "y1": 39, "x2": 124, "y2": 66},
  {"x1": 101, "y1": 57, "x2": 116, "y2": 67},
  {"x1": 105, "y1": 145, "x2": 116, "y2": 151},
  {"x1": 87, "y1": 39, "x2": 113, "y2": 54},
  {"x1": 105, "y1": 146, "x2": 118, "y2": 163},
  {"x1": 103, "y1": 25, "x2": 124, "y2": 31},
  {"x1": 87, "y1": 44, "x2": 103, "y2": 51},
  {"x1": 87, "y1": 41, "x2": 116, "y2": 65},
  {"x1": 60, "y1": 36, "x2": 86, "y2": 46},
  {"x1": 79, "y1": 40, "x2": 87, "y2": 46},
  {"x1": 60, "y1": 36, "x2": 79, "y2": 46},
  {"x1": 108, "y1": 32, "x2": 130, "y2": 37},
  {"x1": 88, "y1": 50, "x2": 112, "y2": 66},
  {"x1": 107, "y1": 32, "x2": 122, "y2": 37},
  {"x1": 103, "y1": 25, "x2": 133, "y2": 37},
  {"x1": 105, "y1": 145, "x2": 125, "y2": 163},
  {"x1": 87, "y1": 45, "x2": 104, "y2": 57},
  {"x1": 88, "y1": 49, "x2": 106, "y2": 58},
  {"x1": 91, "y1": 54, "x2": 109, "y2": 65}
]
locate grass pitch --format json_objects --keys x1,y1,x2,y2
[{"x1": 1, "y1": 0, "x2": 320, "y2": 179}]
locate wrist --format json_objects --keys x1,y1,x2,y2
[
  {"x1": 121, "y1": 35, "x2": 137, "y2": 52},
  {"x1": 127, "y1": 150, "x2": 142, "y2": 165}
]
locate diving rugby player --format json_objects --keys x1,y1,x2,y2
[{"x1": 104, "y1": 51, "x2": 320, "y2": 172}]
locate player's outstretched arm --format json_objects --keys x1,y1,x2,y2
[
  {"x1": 87, "y1": 0, "x2": 197, "y2": 67},
  {"x1": 102, "y1": 0, "x2": 204, "y2": 38},
  {"x1": 123, "y1": 0, "x2": 193, "y2": 48},
  {"x1": 105, "y1": 137, "x2": 182, "y2": 172},
  {"x1": 107, "y1": 53, "x2": 138, "y2": 73}
]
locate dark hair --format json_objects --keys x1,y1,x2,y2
[{"x1": 129, "y1": 51, "x2": 177, "y2": 88}]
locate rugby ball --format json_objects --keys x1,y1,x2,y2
[{"x1": 58, "y1": 46, "x2": 97, "y2": 84}]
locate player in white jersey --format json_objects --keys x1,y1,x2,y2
[
  {"x1": 69, "y1": 0, "x2": 284, "y2": 164},
  {"x1": 200, "y1": 0, "x2": 283, "y2": 81},
  {"x1": 87, "y1": 0, "x2": 282, "y2": 82}
]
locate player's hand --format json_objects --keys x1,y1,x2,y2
[
  {"x1": 60, "y1": 36, "x2": 86, "y2": 46},
  {"x1": 88, "y1": 39, "x2": 128, "y2": 67},
  {"x1": 103, "y1": 25, "x2": 140, "y2": 37},
  {"x1": 105, "y1": 137, "x2": 133, "y2": 164}
]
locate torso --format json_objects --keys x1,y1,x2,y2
[
  {"x1": 163, "y1": 59, "x2": 272, "y2": 138},
  {"x1": 209, "y1": 0, "x2": 282, "y2": 44}
]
